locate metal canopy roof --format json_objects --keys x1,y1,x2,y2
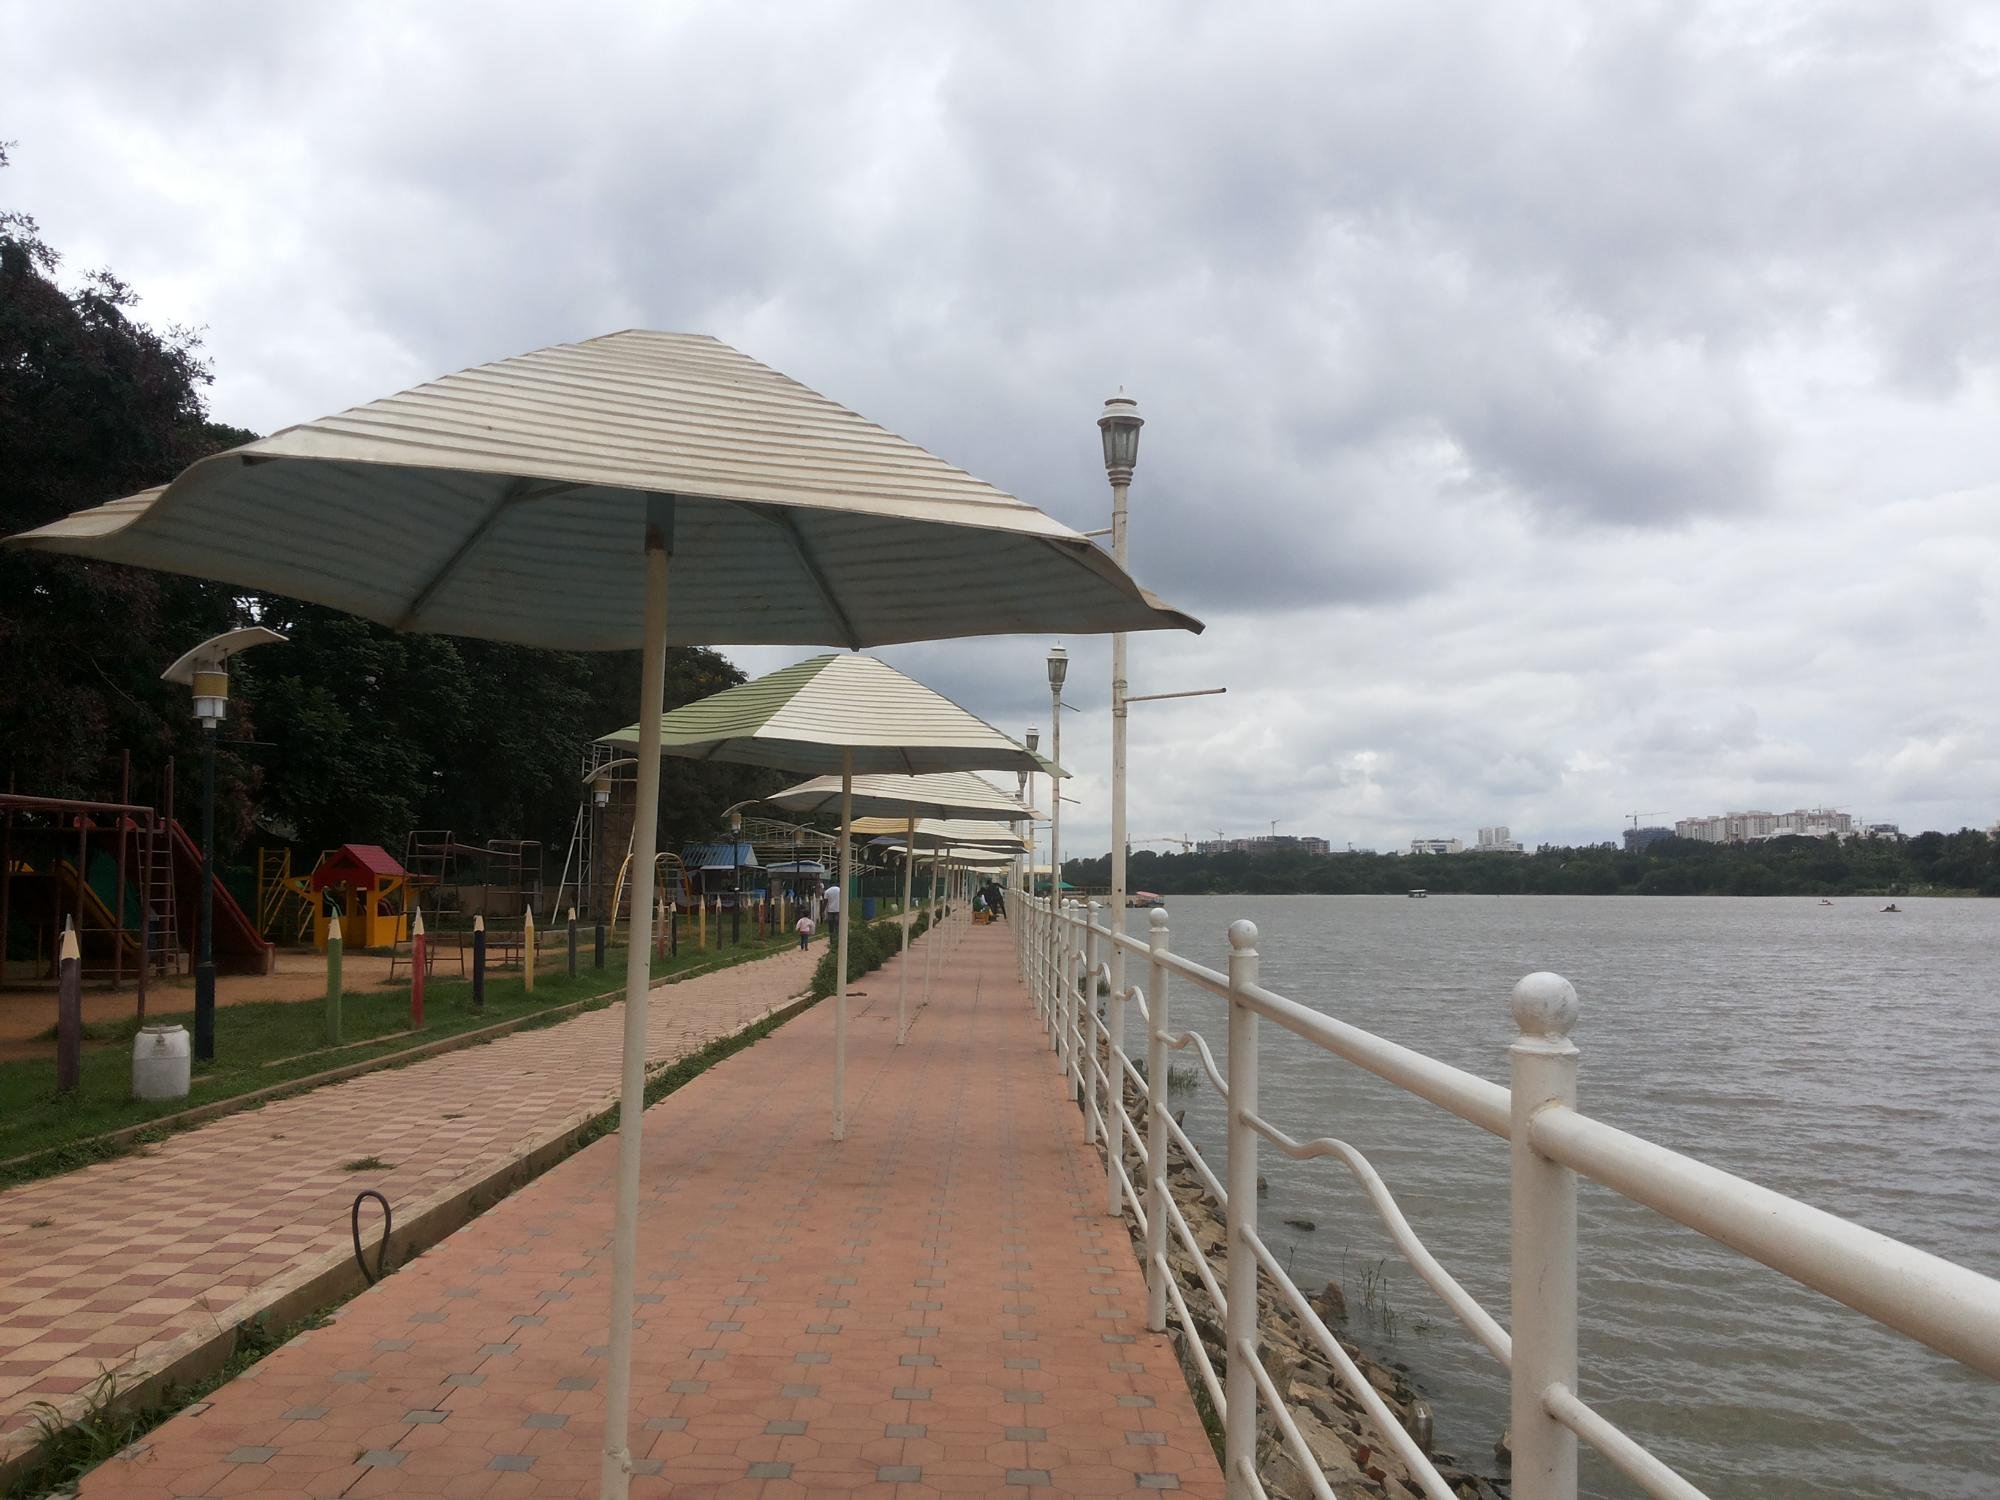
[
  {"x1": 6, "y1": 331, "x2": 1201, "y2": 651},
  {"x1": 852, "y1": 817, "x2": 1027, "y2": 850},
  {"x1": 768, "y1": 769, "x2": 1037, "y2": 823},
  {"x1": 598, "y1": 653, "x2": 1042, "y2": 776}
]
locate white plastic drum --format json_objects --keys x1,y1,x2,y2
[{"x1": 132, "y1": 1023, "x2": 191, "y2": 1101}]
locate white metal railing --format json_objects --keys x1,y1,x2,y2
[{"x1": 1008, "y1": 890, "x2": 2000, "y2": 1500}]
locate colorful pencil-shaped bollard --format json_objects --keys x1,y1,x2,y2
[
  {"x1": 410, "y1": 908, "x2": 427, "y2": 1027},
  {"x1": 523, "y1": 910, "x2": 536, "y2": 994},
  {"x1": 567, "y1": 906, "x2": 578, "y2": 978},
  {"x1": 472, "y1": 914, "x2": 486, "y2": 1011},
  {"x1": 698, "y1": 896, "x2": 706, "y2": 951},
  {"x1": 56, "y1": 920, "x2": 81, "y2": 1095},
  {"x1": 326, "y1": 914, "x2": 343, "y2": 1045}
]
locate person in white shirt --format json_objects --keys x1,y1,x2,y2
[{"x1": 822, "y1": 880, "x2": 841, "y2": 941}]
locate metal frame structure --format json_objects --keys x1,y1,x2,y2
[{"x1": 1012, "y1": 891, "x2": 2000, "y2": 1500}]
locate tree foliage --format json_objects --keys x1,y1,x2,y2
[
  {"x1": 0, "y1": 155, "x2": 777, "y2": 873},
  {"x1": 1063, "y1": 830, "x2": 2000, "y2": 899}
]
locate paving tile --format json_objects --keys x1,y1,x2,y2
[{"x1": 60, "y1": 924, "x2": 1222, "y2": 1498}]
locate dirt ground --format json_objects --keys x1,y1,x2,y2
[{"x1": 0, "y1": 948, "x2": 414, "y2": 1061}]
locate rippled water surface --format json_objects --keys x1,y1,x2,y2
[{"x1": 1115, "y1": 895, "x2": 2000, "y2": 1498}]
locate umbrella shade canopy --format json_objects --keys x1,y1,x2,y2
[
  {"x1": 600, "y1": 653, "x2": 1042, "y2": 776},
  {"x1": 6, "y1": 331, "x2": 1200, "y2": 651},
  {"x1": 769, "y1": 769, "x2": 1036, "y2": 823},
  {"x1": 853, "y1": 817, "x2": 1027, "y2": 850}
]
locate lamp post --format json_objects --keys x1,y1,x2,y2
[
  {"x1": 591, "y1": 766, "x2": 613, "y2": 969},
  {"x1": 1020, "y1": 726, "x2": 1040, "y2": 895},
  {"x1": 729, "y1": 808, "x2": 744, "y2": 946},
  {"x1": 1099, "y1": 393, "x2": 1142, "y2": 1210},
  {"x1": 1046, "y1": 646, "x2": 1067, "y2": 902},
  {"x1": 161, "y1": 627, "x2": 285, "y2": 1063}
]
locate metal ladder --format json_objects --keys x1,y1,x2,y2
[{"x1": 142, "y1": 825, "x2": 183, "y2": 976}]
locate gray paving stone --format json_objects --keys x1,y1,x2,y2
[
  {"x1": 488, "y1": 1454, "x2": 535, "y2": 1472},
  {"x1": 877, "y1": 1465, "x2": 923, "y2": 1482},
  {"x1": 746, "y1": 1461, "x2": 792, "y2": 1479},
  {"x1": 224, "y1": 1446, "x2": 275, "y2": 1464}
]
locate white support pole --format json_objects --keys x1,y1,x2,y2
[
  {"x1": 1144, "y1": 906, "x2": 1171, "y2": 1331},
  {"x1": 1084, "y1": 898, "x2": 1101, "y2": 1145},
  {"x1": 897, "y1": 816, "x2": 914, "y2": 1045},
  {"x1": 833, "y1": 749, "x2": 854, "y2": 1141},
  {"x1": 1059, "y1": 901, "x2": 1076, "y2": 1087},
  {"x1": 1223, "y1": 919, "x2": 1261, "y2": 1497},
  {"x1": 600, "y1": 504, "x2": 670, "y2": 1500},
  {"x1": 1509, "y1": 972, "x2": 1581, "y2": 1500}
]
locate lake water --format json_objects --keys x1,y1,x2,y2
[{"x1": 1113, "y1": 894, "x2": 2000, "y2": 1499}]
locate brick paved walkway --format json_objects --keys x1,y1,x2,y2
[
  {"x1": 78, "y1": 922, "x2": 1224, "y2": 1498},
  {"x1": 0, "y1": 944, "x2": 818, "y2": 1468}
]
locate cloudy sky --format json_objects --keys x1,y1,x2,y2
[{"x1": 7, "y1": 1, "x2": 1999, "y2": 855}]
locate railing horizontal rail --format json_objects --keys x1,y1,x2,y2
[
  {"x1": 1239, "y1": 979, "x2": 1511, "y2": 1139},
  {"x1": 1016, "y1": 893, "x2": 2000, "y2": 1500},
  {"x1": 1531, "y1": 1104, "x2": 2000, "y2": 1379},
  {"x1": 1243, "y1": 1110, "x2": 1512, "y2": 1366},
  {"x1": 1543, "y1": 1384, "x2": 1711, "y2": 1500},
  {"x1": 1245, "y1": 1227, "x2": 1457, "y2": 1500}
]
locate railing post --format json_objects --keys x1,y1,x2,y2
[
  {"x1": 1144, "y1": 906, "x2": 1170, "y2": 1332},
  {"x1": 1509, "y1": 972, "x2": 1581, "y2": 1500},
  {"x1": 1067, "y1": 901, "x2": 1085, "y2": 1103},
  {"x1": 1223, "y1": 919, "x2": 1260, "y2": 1497},
  {"x1": 1106, "y1": 901, "x2": 1127, "y2": 1217},
  {"x1": 1083, "y1": 899, "x2": 1101, "y2": 1143}
]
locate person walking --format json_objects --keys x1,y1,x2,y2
[
  {"x1": 983, "y1": 880, "x2": 1006, "y2": 920},
  {"x1": 794, "y1": 913, "x2": 816, "y2": 950},
  {"x1": 822, "y1": 876, "x2": 841, "y2": 944}
]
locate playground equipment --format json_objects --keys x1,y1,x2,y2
[
  {"x1": 406, "y1": 830, "x2": 543, "y2": 920},
  {"x1": 1, "y1": 781, "x2": 274, "y2": 995},
  {"x1": 307, "y1": 843, "x2": 412, "y2": 950},
  {"x1": 608, "y1": 851, "x2": 692, "y2": 937}
]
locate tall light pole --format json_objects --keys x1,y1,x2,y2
[
  {"x1": 1021, "y1": 727, "x2": 1040, "y2": 894},
  {"x1": 1046, "y1": 646, "x2": 1068, "y2": 904},
  {"x1": 161, "y1": 627, "x2": 285, "y2": 1063},
  {"x1": 1099, "y1": 392, "x2": 1143, "y2": 1187}
]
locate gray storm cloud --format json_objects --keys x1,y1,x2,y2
[{"x1": 4, "y1": 0, "x2": 1997, "y2": 852}]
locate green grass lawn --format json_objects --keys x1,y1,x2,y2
[{"x1": 0, "y1": 927, "x2": 799, "y2": 1184}]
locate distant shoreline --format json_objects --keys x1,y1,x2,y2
[{"x1": 1058, "y1": 832, "x2": 2000, "y2": 900}]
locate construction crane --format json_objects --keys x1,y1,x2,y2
[
  {"x1": 1132, "y1": 835, "x2": 1196, "y2": 852},
  {"x1": 1626, "y1": 811, "x2": 1667, "y2": 830}
]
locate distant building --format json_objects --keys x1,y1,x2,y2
[
  {"x1": 1623, "y1": 825, "x2": 1673, "y2": 853},
  {"x1": 1475, "y1": 825, "x2": 1524, "y2": 854},
  {"x1": 1675, "y1": 807, "x2": 1857, "y2": 843},
  {"x1": 1194, "y1": 833, "x2": 1332, "y2": 856},
  {"x1": 1409, "y1": 837, "x2": 1464, "y2": 855},
  {"x1": 1862, "y1": 822, "x2": 1903, "y2": 841}
]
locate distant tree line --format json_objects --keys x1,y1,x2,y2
[
  {"x1": 1063, "y1": 830, "x2": 2000, "y2": 898},
  {"x1": 0, "y1": 150, "x2": 780, "y2": 875}
]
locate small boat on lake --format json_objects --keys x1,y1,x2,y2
[{"x1": 1407, "y1": 888, "x2": 1428, "y2": 899}]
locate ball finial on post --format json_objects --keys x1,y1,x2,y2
[
  {"x1": 1227, "y1": 918, "x2": 1259, "y2": 953},
  {"x1": 1510, "y1": 971, "x2": 1579, "y2": 1039},
  {"x1": 1148, "y1": 907, "x2": 1170, "y2": 935}
]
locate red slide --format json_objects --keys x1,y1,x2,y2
[{"x1": 165, "y1": 817, "x2": 277, "y2": 975}]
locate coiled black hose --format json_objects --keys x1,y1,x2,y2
[{"x1": 351, "y1": 1190, "x2": 393, "y2": 1284}]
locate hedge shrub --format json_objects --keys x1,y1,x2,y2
[{"x1": 808, "y1": 906, "x2": 949, "y2": 999}]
